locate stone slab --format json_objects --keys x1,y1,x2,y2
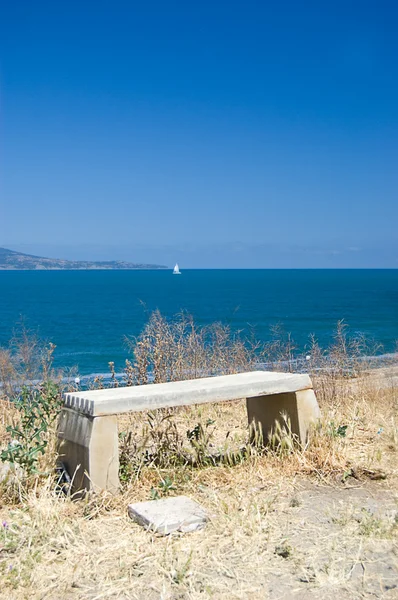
[
  {"x1": 64, "y1": 371, "x2": 312, "y2": 416},
  {"x1": 128, "y1": 495, "x2": 208, "y2": 535}
]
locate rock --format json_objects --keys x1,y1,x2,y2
[
  {"x1": 0, "y1": 461, "x2": 12, "y2": 483},
  {"x1": 128, "y1": 495, "x2": 208, "y2": 535},
  {"x1": 0, "y1": 460, "x2": 22, "y2": 485}
]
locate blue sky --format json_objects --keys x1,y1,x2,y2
[{"x1": 0, "y1": 0, "x2": 397, "y2": 267}]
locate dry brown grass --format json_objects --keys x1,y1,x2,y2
[
  {"x1": 0, "y1": 317, "x2": 397, "y2": 599},
  {"x1": 1, "y1": 371, "x2": 397, "y2": 599}
]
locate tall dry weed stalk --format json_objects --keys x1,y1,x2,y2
[
  {"x1": 0, "y1": 323, "x2": 59, "y2": 400},
  {"x1": 124, "y1": 310, "x2": 259, "y2": 385},
  {"x1": 306, "y1": 320, "x2": 383, "y2": 407}
]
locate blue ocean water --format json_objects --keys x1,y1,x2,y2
[{"x1": 0, "y1": 270, "x2": 397, "y2": 376}]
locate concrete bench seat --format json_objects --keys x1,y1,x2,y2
[{"x1": 58, "y1": 371, "x2": 320, "y2": 495}]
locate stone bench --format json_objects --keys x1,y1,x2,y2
[{"x1": 57, "y1": 371, "x2": 320, "y2": 495}]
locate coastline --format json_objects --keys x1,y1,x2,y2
[
  {"x1": 50, "y1": 351, "x2": 398, "y2": 390},
  {"x1": 0, "y1": 267, "x2": 169, "y2": 271}
]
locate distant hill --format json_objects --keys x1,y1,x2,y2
[{"x1": 0, "y1": 247, "x2": 168, "y2": 270}]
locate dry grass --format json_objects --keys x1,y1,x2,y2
[
  {"x1": 1, "y1": 373, "x2": 397, "y2": 599},
  {"x1": 0, "y1": 317, "x2": 397, "y2": 599}
]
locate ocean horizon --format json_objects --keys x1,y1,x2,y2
[{"x1": 0, "y1": 269, "x2": 397, "y2": 377}]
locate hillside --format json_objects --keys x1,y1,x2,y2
[{"x1": 0, "y1": 247, "x2": 167, "y2": 270}]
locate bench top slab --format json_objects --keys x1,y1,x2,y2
[{"x1": 63, "y1": 371, "x2": 312, "y2": 417}]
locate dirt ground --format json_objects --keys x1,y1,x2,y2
[
  {"x1": 1, "y1": 472, "x2": 396, "y2": 600},
  {"x1": 258, "y1": 478, "x2": 398, "y2": 599}
]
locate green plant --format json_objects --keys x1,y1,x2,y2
[
  {"x1": 118, "y1": 433, "x2": 135, "y2": 483},
  {"x1": 150, "y1": 487, "x2": 160, "y2": 500},
  {"x1": 159, "y1": 476, "x2": 176, "y2": 494},
  {"x1": 329, "y1": 422, "x2": 348, "y2": 438},
  {"x1": 150, "y1": 475, "x2": 177, "y2": 499},
  {"x1": 0, "y1": 382, "x2": 61, "y2": 475}
]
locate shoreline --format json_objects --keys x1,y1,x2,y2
[{"x1": 48, "y1": 351, "x2": 398, "y2": 389}]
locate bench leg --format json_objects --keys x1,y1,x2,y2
[
  {"x1": 246, "y1": 389, "x2": 320, "y2": 446},
  {"x1": 57, "y1": 409, "x2": 120, "y2": 496}
]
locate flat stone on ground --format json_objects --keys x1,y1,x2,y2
[{"x1": 128, "y1": 496, "x2": 208, "y2": 535}]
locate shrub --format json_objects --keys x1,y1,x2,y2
[{"x1": 0, "y1": 381, "x2": 62, "y2": 476}]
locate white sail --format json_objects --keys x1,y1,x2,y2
[{"x1": 173, "y1": 263, "x2": 181, "y2": 275}]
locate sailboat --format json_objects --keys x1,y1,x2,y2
[{"x1": 173, "y1": 263, "x2": 181, "y2": 275}]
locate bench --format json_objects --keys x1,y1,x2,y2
[{"x1": 57, "y1": 371, "x2": 320, "y2": 494}]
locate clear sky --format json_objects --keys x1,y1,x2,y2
[{"x1": 1, "y1": 1, "x2": 397, "y2": 267}]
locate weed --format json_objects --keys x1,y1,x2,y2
[
  {"x1": 124, "y1": 310, "x2": 259, "y2": 384},
  {"x1": 268, "y1": 413, "x2": 297, "y2": 455},
  {"x1": 358, "y1": 509, "x2": 398, "y2": 538},
  {"x1": 275, "y1": 541, "x2": 292, "y2": 558},
  {"x1": 150, "y1": 476, "x2": 177, "y2": 500},
  {"x1": 0, "y1": 382, "x2": 62, "y2": 476},
  {"x1": 289, "y1": 496, "x2": 301, "y2": 508},
  {"x1": 171, "y1": 551, "x2": 193, "y2": 584},
  {"x1": 186, "y1": 419, "x2": 217, "y2": 466},
  {"x1": 329, "y1": 422, "x2": 348, "y2": 438}
]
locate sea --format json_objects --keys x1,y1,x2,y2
[{"x1": 0, "y1": 269, "x2": 397, "y2": 377}]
